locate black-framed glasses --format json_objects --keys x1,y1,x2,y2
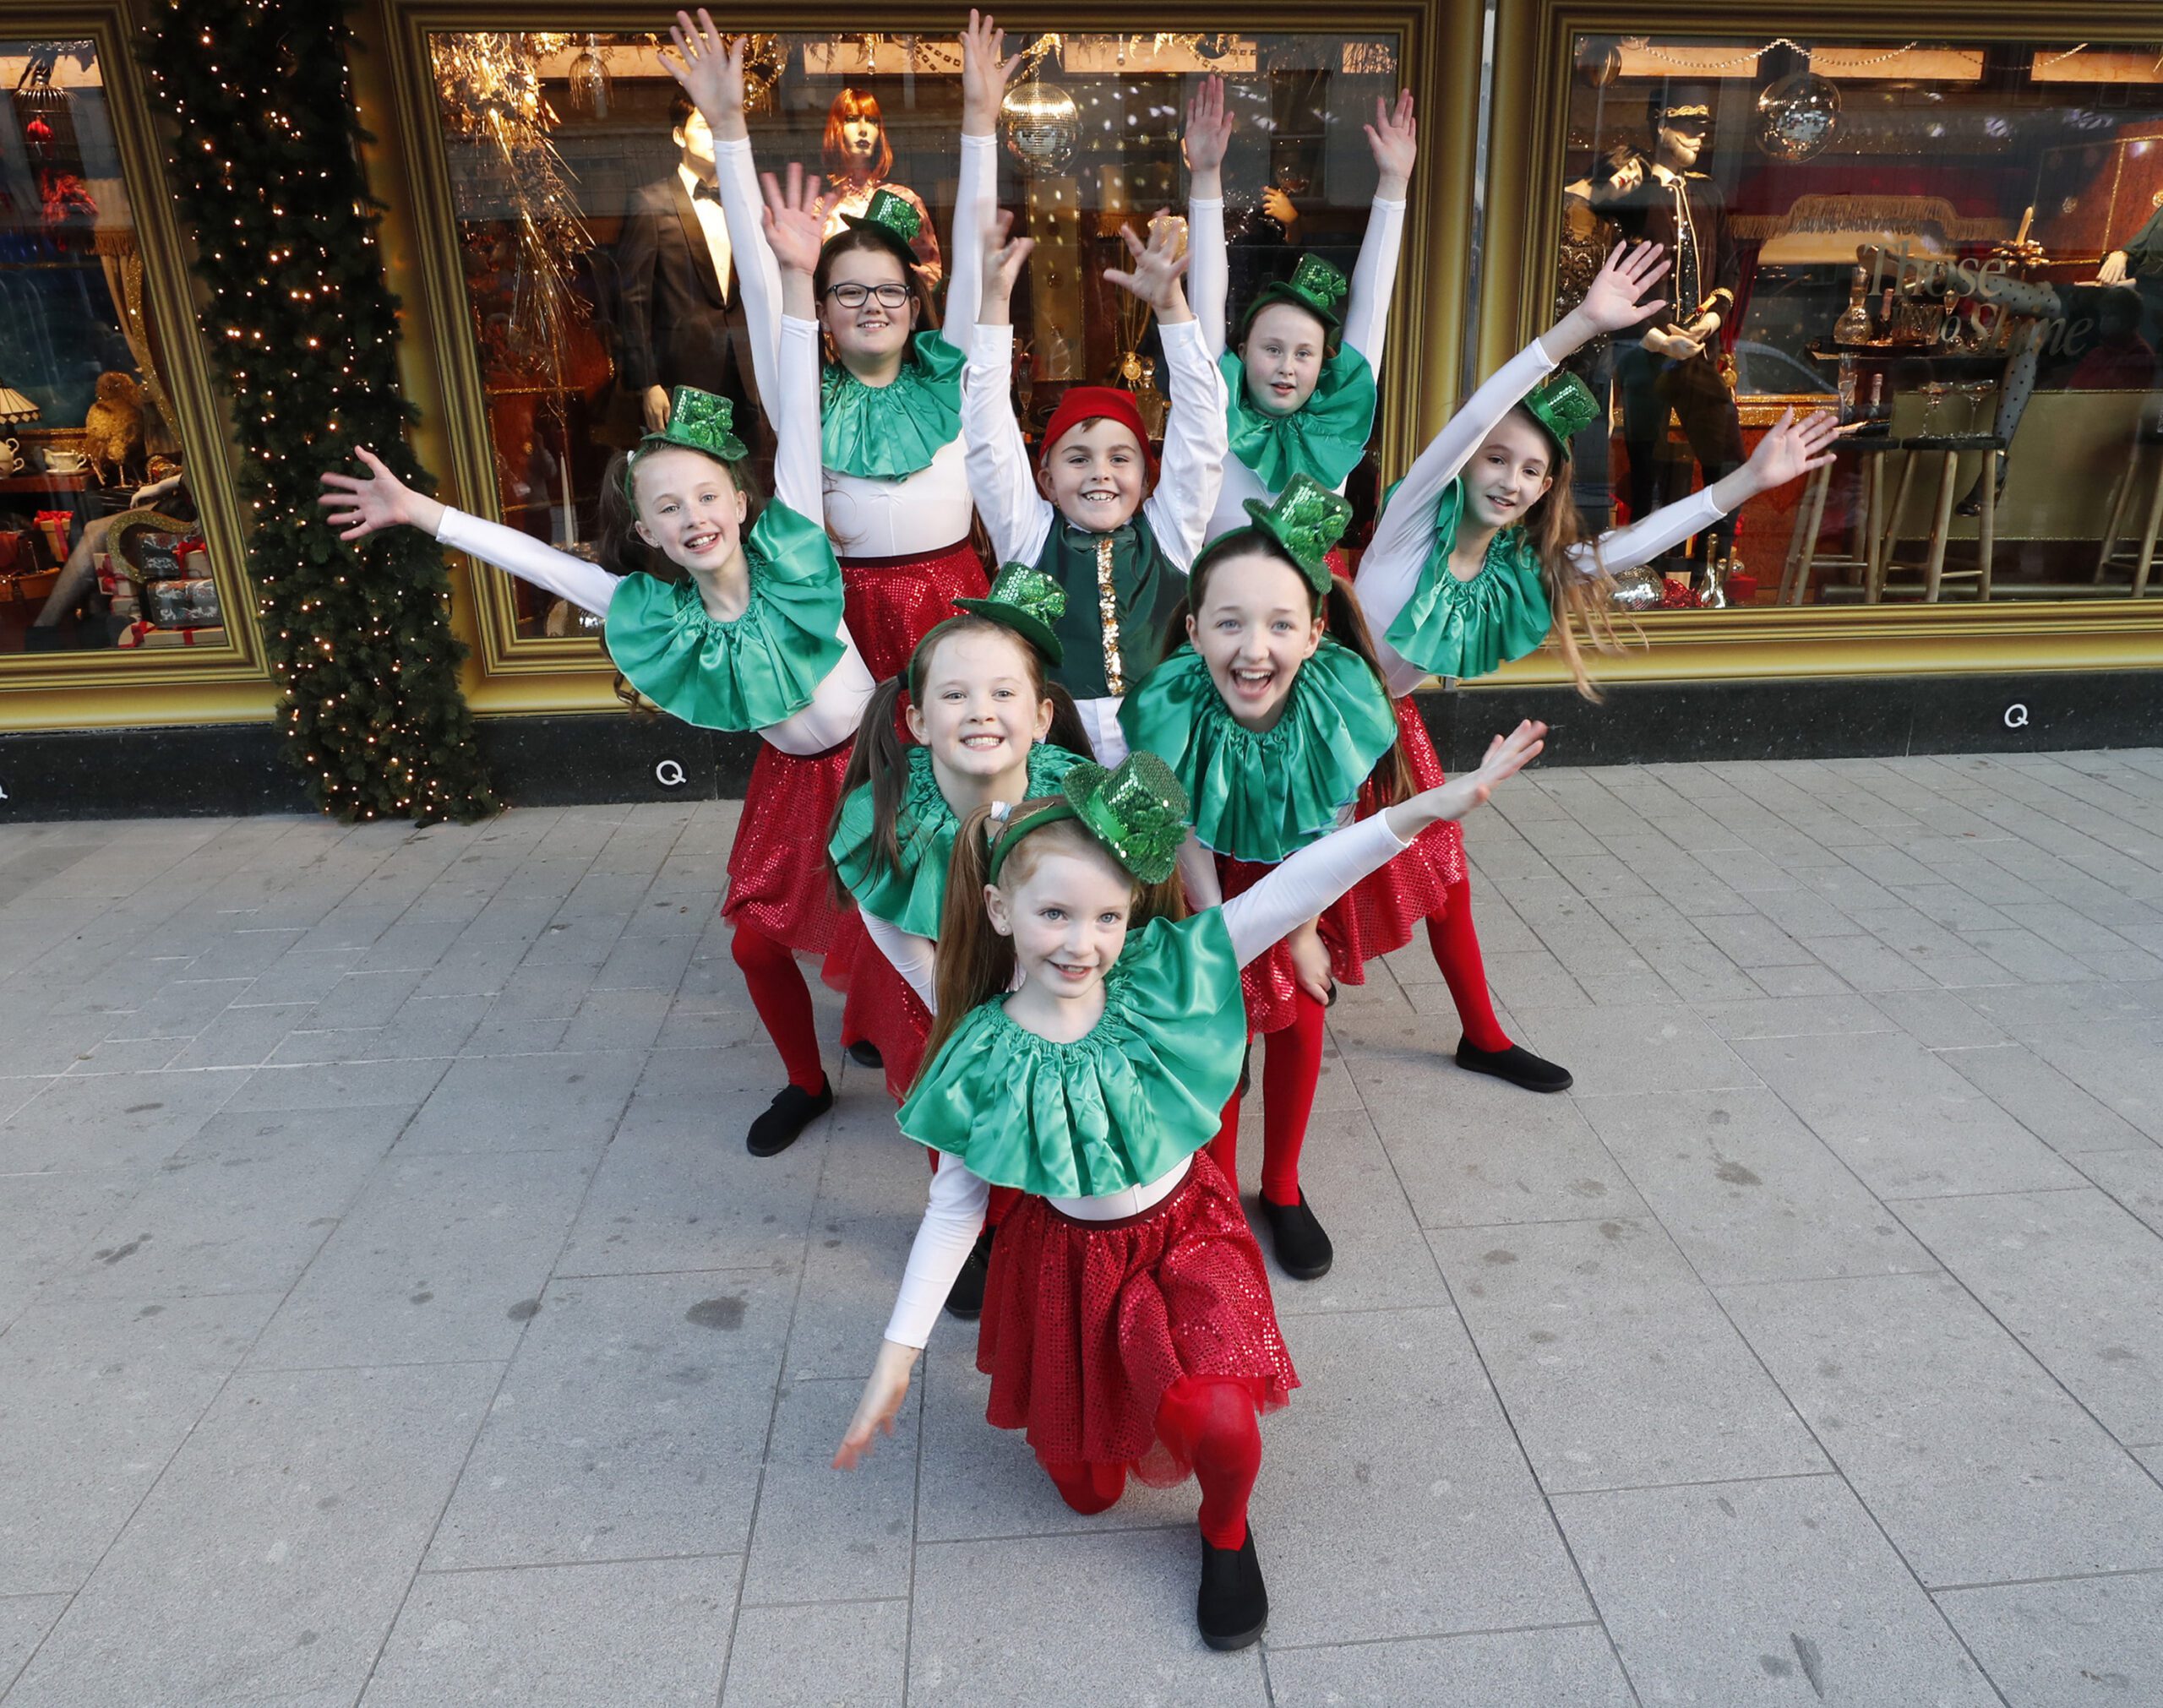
[{"x1": 825, "y1": 281, "x2": 912, "y2": 310}]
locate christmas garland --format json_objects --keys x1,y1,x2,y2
[{"x1": 144, "y1": 0, "x2": 495, "y2": 823}]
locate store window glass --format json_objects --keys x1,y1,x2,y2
[
  {"x1": 1551, "y1": 37, "x2": 2163, "y2": 610},
  {"x1": 0, "y1": 39, "x2": 232, "y2": 659},
  {"x1": 424, "y1": 29, "x2": 1402, "y2": 640}
]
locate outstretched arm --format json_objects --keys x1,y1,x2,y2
[
  {"x1": 1110, "y1": 215, "x2": 1227, "y2": 568},
  {"x1": 960, "y1": 211, "x2": 1052, "y2": 563},
  {"x1": 945, "y1": 10, "x2": 1019, "y2": 345},
  {"x1": 762, "y1": 169, "x2": 827, "y2": 519},
  {"x1": 1182, "y1": 76, "x2": 1232, "y2": 357},
  {"x1": 1341, "y1": 90, "x2": 1415, "y2": 365}
]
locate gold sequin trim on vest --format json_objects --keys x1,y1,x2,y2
[{"x1": 1095, "y1": 534, "x2": 1125, "y2": 696}]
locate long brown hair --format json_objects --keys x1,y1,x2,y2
[
  {"x1": 1163, "y1": 527, "x2": 1415, "y2": 805},
  {"x1": 1501, "y1": 404, "x2": 1630, "y2": 702},
  {"x1": 824, "y1": 616, "x2": 1095, "y2": 903},
  {"x1": 821, "y1": 87, "x2": 893, "y2": 184},
  {"x1": 915, "y1": 798, "x2": 1190, "y2": 1088}
]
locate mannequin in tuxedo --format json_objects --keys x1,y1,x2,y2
[{"x1": 616, "y1": 90, "x2": 761, "y2": 435}]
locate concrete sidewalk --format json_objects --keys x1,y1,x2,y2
[{"x1": 3, "y1": 749, "x2": 2161, "y2": 1706}]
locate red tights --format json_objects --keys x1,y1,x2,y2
[
  {"x1": 1428, "y1": 877, "x2": 1510, "y2": 1053},
  {"x1": 1042, "y1": 1374, "x2": 1261, "y2": 1549},
  {"x1": 1207, "y1": 991, "x2": 1326, "y2": 1209},
  {"x1": 729, "y1": 923, "x2": 826, "y2": 1093}
]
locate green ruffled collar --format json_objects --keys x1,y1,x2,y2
[
  {"x1": 603, "y1": 498, "x2": 845, "y2": 732},
  {"x1": 1220, "y1": 345, "x2": 1378, "y2": 494},
  {"x1": 896, "y1": 911, "x2": 1248, "y2": 1195},
  {"x1": 828, "y1": 742, "x2": 1086, "y2": 935},
  {"x1": 1379, "y1": 476, "x2": 1552, "y2": 683},
  {"x1": 1119, "y1": 639, "x2": 1396, "y2": 862},
  {"x1": 820, "y1": 330, "x2": 965, "y2": 481}
]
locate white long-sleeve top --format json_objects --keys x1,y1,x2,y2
[
  {"x1": 714, "y1": 133, "x2": 995, "y2": 560},
  {"x1": 862, "y1": 911, "x2": 937, "y2": 1012},
  {"x1": 433, "y1": 316, "x2": 875, "y2": 753},
  {"x1": 1188, "y1": 194, "x2": 1406, "y2": 540},
  {"x1": 880, "y1": 807, "x2": 1413, "y2": 1348},
  {"x1": 1351, "y1": 338, "x2": 1729, "y2": 697}
]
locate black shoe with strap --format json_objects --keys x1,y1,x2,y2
[
  {"x1": 1455, "y1": 1038, "x2": 1573, "y2": 1093},
  {"x1": 1196, "y1": 1529, "x2": 1268, "y2": 1651},
  {"x1": 745, "y1": 1078, "x2": 834, "y2": 1156}
]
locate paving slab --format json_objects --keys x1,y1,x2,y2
[
  {"x1": 1432, "y1": 1216, "x2": 1824, "y2": 1492},
  {"x1": 0, "y1": 1066, "x2": 252, "y2": 1175},
  {"x1": 1937, "y1": 1571, "x2": 2163, "y2": 1708},
  {"x1": 743, "y1": 1376, "x2": 919, "y2": 1605},
  {"x1": 1939, "y1": 1043, "x2": 2155, "y2": 1154},
  {"x1": 1556, "y1": 1475, "x2": 1999, "y2": 1706},
  {"x1": 1266, "y1": 1624, "x2": 1632, "y2": 1707},
  {"x1": 723, "y1": 1599, "x2": 908, "y2": 1708},
  {"x1": 1721, "y1": 1274, "x2": 2163, "y2": 1586},
  {"x1": 361, "y1": 1556, "x2": 740, "y2": 1708},
  {"x1": 1506, "y1": 1003, "x2": 1761, "y2": 1098}
]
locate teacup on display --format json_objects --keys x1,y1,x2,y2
[{"x1": 44, "y1": 449, "x2": 87, "y2": 474}]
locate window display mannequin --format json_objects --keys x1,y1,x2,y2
[
  {"x1": 820, "y1": 87, "x2": 942, "y2": 289},
  {"x1": 615, "y1": 90, "x2": 762, "y2": 437},
  {"x1": 1572, "y1": 86, "x2": 1744, "y2": 584}
]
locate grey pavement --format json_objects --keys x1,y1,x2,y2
[{"x1": 3, "y1": 749, "x2": 2163, "y2": 1705}]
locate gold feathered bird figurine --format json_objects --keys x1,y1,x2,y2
[{"x1": 81, "y1": 371, "x2": 144, "y2": 487}]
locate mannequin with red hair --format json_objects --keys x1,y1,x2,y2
[{"x1": 820, "y1": 87, "x2": 941, "y2": 287}]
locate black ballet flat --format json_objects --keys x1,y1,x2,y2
[
  {"x1": 1197, "y1": 1529, "x2": 1268, "y2": 1651},
  {"x1": 1259, "y1": 1192, "x2": 1334, "y2": 1281},
  {"x1": 1454, "y1": 1039, "x2": 1573, "y2": 1094},
  {"x1": 845, "y1": 1039, "x2": 884, "y2": 1069},
  {"x1": 745, "y1": 1078, "x2": 834, "y2": 1156}
]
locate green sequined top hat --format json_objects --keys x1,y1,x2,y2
[
  {"x1": 988, "y1": 751, "x2": 1190, "y2": 886},
  {"x1": 1241, "y1": 253, "x2": 1350, "y2": 340},
  {"x1": 624, "y1": 387, "x2": 749, "y2": 498},
  {"x1": 952, "y1": 562, "x2": 1067, "y2": 665},
  {"x1": 1241, "y1": 473, "x2": 1353, "y2": 600},
  {"x1": 834, "y1": 186, "x2": 923, "y2": 270},
  {"x1": 1521, "y1": 371, "x2": 1601, "y2": 457}
]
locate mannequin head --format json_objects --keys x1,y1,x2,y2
[
  {"x1": 823, "y1": 89, "x2": 893, "y2": 186},
  {"x1": 670, "y1": 91, "x2": 716, "y2": 177},
  {"x1": 1646, "y1": 89, "x2": 1712, "y2": 171}
]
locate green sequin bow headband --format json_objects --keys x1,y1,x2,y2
[
  {"x1": 624, "y1": 388, "x2": 749, "y2": 498},
  {"x1": 1522, "y1": 371, "x2": 1601, "y2": 456},
  {"x1": 953, "y1": 562, "x2": 1067, "y2": 665},
  {"x1": 987, "y1": 752, "x2": 1190, "y2": 886},
  {"x1": 1242, "y1": 473, "x2": 1353, "y2": 600},
  {"x1": 1244, "y1": 253, "x2": 1349, "y2": 337},
  {"x1": 836, "y1": 187, "x2": 923, "y2": 269}
]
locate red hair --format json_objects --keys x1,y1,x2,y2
[{"x1": 822, "y1": 89, "x2": 893, "y2": 185}]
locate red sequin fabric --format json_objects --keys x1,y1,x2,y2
[
  {"x1": 723, "y1": 742, "x2": 857, "y2": 959},
  {"x1": 841, "y1": 936, "x2": 931, "y2": 1102},
  {"x1": 978, "y1": 1151, "x2": 1298, "y2": 1484},
  {"x1": 840, "y1": 539, "x2": 991, "y2": 682},
  {"x1": 1383, "y1": 694, "x2": 1468, "y2": 898}
]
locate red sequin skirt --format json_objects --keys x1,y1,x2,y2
[
  {"x1": 978, "y1": 1152, "x2": 1298, "y2": 1482},
  {"x1": 1379, "y1": 694, "x2": 1466, "y2": 903},
  {"x1": 841, "y1": 539, "x2": 991, "y2": 682},
  {"x1": 845, "y1": 935, "x2": 932, "y2": 1102},
  {"x1": 722, "y1": 740, "x2": 856, "y2": 960}
]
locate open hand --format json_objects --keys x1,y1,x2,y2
[
  {"x1": 664, "y1": 10, "x2": 746, "y2": 129},
  {"x1": 1365, "y1": 90, "x2": 1417, "y2": 193},
  {"x1": 1641, "y1": 324, "x2": 1702, "y2": 362},
  {"x1": 317, "y1": 447, "x2": 425, "y2": 541},
  {"x1": 1743, "y1": 408, "x2": 1841, "y2": 492},
  {"x1": 1184, "y1": 75, "x2": 1232, "y2": 177},
  {"x1": 1577, "y1": 241, "x2": 1670, "y2": 336},
  {"x1": 1391, "y1": 721, "x2": 1548, "y2": 834},
  {"x1": 760, "y1": 162, "x2": 827, "y2": 278},
  {"x1": 981, "y1": 209, "x2": 1034, "y2": 307},
  {"x1": 834, "y1": 1341, "x2": 918, "y2": 1470},
  {"x1": 1104, "y1": 211, "x2": 1191, "y2": 317},
  {"x1": 961, "y1": 10, "x2": 1024, "y2": 133}
]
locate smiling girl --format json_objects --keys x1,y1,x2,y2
[
  {"x1": 317, "y1": 173, "x2": 872, "y2": 1160},
  {"x1": 1118, "y1": 476, "x2": 1409, "y2": 1281},
  {"x1": 832, "y1": 726, "x2": 1546, "y2": 1650}
]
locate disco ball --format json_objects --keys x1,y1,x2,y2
[
  {"x1": 1609, "y1": 567, "x2": 1663, "y2": 613},
  {"x1": 1755, "y1": 72, "x2": 1840, "y2": 162},
  {"x1": 1002, "y1": 79, "x2": 1078, "y2": 174}
]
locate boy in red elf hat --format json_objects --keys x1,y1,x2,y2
[{"x1": 962, "y1": 206, "x2": 1228, "y2": 764}]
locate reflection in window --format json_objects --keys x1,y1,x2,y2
[
  {"x1": 425, "y1": 30, "x2": 1400, "y2": 640},
  {"x1": 1554, "y1": 37, "x2": 2163, "y2": 608},
  {"x1": 0, "y1": 41, "x2": 216, "y2": 656}
]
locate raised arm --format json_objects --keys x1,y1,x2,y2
[
  {"x1": 945, "y1": 11, "x2": 1018, "y2": 345},
  {"x1": 1107, "y1": 215, "x2": 1227, "y2": 568},
  {"x1": 669, "y1": 15, "x2": 782, "y2": 403},
  {"x1": 1182, "y1": 75, "x2": 1232, "y2": 357},
  {"x1": 762, "y1": 166, "x2": 828, "y2": 519},
  {"x1": 1341, "y1": 91, "x2": 1415, "y2": 364},
  {"x1": 962, "y1": 212, "x2": 1053, "y2": 563}
]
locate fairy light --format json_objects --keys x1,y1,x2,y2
[{"x1": 145, "y1": 0, "x2": 493, "y2": 824}]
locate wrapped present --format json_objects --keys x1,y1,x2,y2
[
  {"x1": 144, "y1": 577, "x2": 221, "y2": 628},
  {"x1": 117, "y1": 621, "x2": 226, "y2": 649},
  {"x1": 35, "y1": 509, "x2": 72, "y2": 560}
]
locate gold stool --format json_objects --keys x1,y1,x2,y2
[
  {"x1": 2094, "y1": 419, "x2": 2163, "y2": 599},
  {"x1": 1871, "y1": 432, "x2": 2002, "y2": 603}
]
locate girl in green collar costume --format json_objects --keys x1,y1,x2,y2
[
  {"x1": 318, "y1": 172, "x2": 872, "y2": 1162},
  {"x1": 1183, "y1": 75, "x2": 1419, "y2": 542},
  {"x1": 1349, "y1": 247, "x2": 1837, "y2": 1096},
  {"x1": 834, "y1": 725, "x2": 1547, "y2": 1649},
  {"x1": 1119, "y1": 476, "x2": 1413, "y2": 1283},
  {"x1": 671, "y1": 11, "x2": 1014, "y2": 680}
]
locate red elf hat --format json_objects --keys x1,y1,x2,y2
[{"x1": 1037, "y1": 385, "x2": 1158, "y2": 478}]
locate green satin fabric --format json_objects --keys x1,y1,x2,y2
[
  {"x1": 1220, "y1": 345, "x2": 1377, "y2": 493},
  {"x1": 1380, "y1": 476, "x2": 1553, "y2": 683},
  {"x1": 820, "y1": 330, "x2": 965, "y2": 480},
  {"x1": 1119, "y1": 640, "x2": 1395, "y2": 862},
  {"x1": 828, "y1": 742, "x2": 1087, "y2": 935},
  {"x1": 603, "y1": 499, "x2": 845, "y2": 732},
  {"x1": 897, "y1": 911, "x2": 1250, "y2": 1196}
]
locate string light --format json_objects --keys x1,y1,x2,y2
[{"x1": 146, "y1": 0, "x2": 495, "y2": 825}]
